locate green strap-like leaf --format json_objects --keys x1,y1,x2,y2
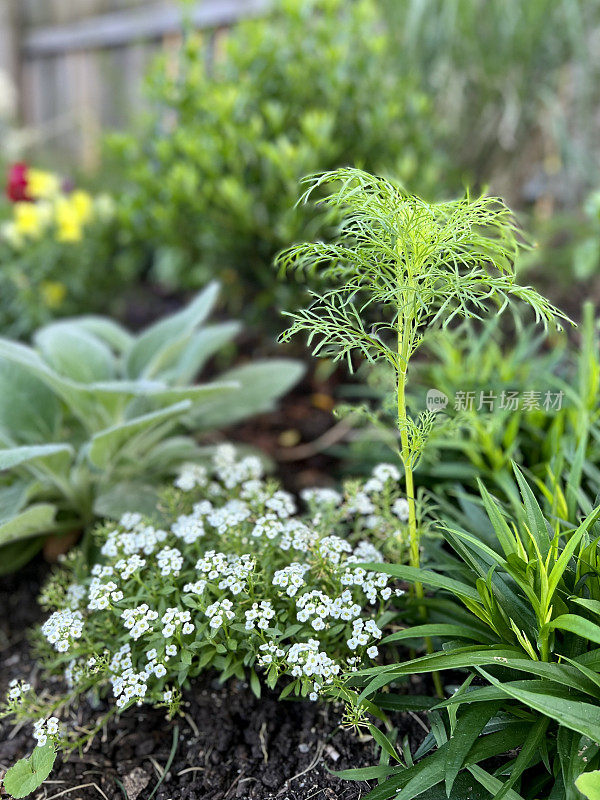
[
  {"x1": 468, "y1": 764, "x2": 526, "y2": 800},
  {"x1": 493, "y1": 715, "x2": 549, "y2": 800},
  {"x1": 445, "y1": 701, "x2": 502, "y2": 796},
  {"x1": 361, "y1": 563, "x2": 480, "y2": 602},
  {"x1": 382, "y1": 623, "x2": 495, "y2": 646},
  {"x1": 512, "y1": 463, "x2": 551, "y2": 557},
  {"x1": 479, "y1": 668, "x2": 600, "y2": 741}
]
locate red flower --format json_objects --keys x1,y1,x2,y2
[{"x1": 6, "y1": 163, "x2": 31, "y2": 202}]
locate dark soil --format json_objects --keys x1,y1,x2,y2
[{"x1": 0, "y1": 563, "x2": 427, "y2": 800}]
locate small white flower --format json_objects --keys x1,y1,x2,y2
[{"x1": 392, "y1": 498, "x2": 410, "y2": 522}]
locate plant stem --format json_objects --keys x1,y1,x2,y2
[
  {"x1": 396, "y1": 306, "x2": 422, "y2": 599},
  {"x1": 396, "y1": 261, "x2": 443, "y2": 698}
]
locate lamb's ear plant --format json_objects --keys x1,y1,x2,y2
[
  {"x1": 345, "y1": 469, "x2": 600, "y2": 800},
  {"x1": 0, "y1": 282, "x2": 303, "y2": 572},
  {"x1": 277, "y1": 167, "x2": 568, "y2": 584}
]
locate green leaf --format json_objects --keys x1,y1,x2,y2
[
  {"x1": 186, "y1": 359, "x2": 304, "y2": 429},
  {"x1": 571, "y1": 598, "x2": 600, "y2": 618},
  {"x1": 0, "y1": 338, "x2": 113, "y2": 430},
  {"x1": 249, "y1": 669, "x2": 262, "y2": 699},
  {"x1": 63, "y1": 315, "x2": 134, "y2": 353},
  {"x1": 2, "y1": 743, "x2": 57, "y2": 798},
  {"x1": 479, "y1": 668, "x2": 600, "y2": 741},
  {"x1": 357, "y1": 647, "x2": 525, "y2": 702},
  {"x1": 477, "y1": 480, "x2": 517, "y2": 558},
  {"x1": 546, "y1": 614, "x2": 600, "y2": 646},
  {"x1": 368, "y1": 724, "x2": 402, "y2": 764},
  {"x1": 494, "y1": 716, "x2": 549, "y2": 800},
  {"x1": 512, "y1": 463, "x2": 551, "y2": 557},
  {"x1": 382, "y1": 623, "x2": 494, "y2": 646},
  {"x1": 94, "y1": 482, "x2": 160, "y2": 519},
  {"x1": 576, "y1": 771, "x2": 600, "y2": 800},
  {"x1": 0, "y1": 504, "x2": 57, "y2": 546},
  {"x1": 34, "y1": 321, "x2": 116, "y2": 382},
  {"x1": 445, "y1": 701, "x2": 502, "y2": 796},
  {"x1": 361, "y1": 723, "x2": 530, "y2": 800},
  {"x1": 360, "y1": 563, "x2": 480, "y2": 602},
  {"x1": 88, "y1": 401, "x2": 192, "y2": 469},
  {"x1": 156, "y1": 322, "x2": 241, "y2": 385},
  {"x1": 0, "y1": 536, "x2": 45, "y2": 574},
  {"x1": 0, "y1": 360, "x2": 60, "y2": 445},
  {"x1": 0, "y1": 444, "x2": 74, "y2": 474},
  {"x1": 0, "y1": 481, "x2": 37, "y2": 523},
  {"x1": 548, "y1": 509, "x2": 600, "y2": 606},
  {"x1": 125, "y1": 282, "x2": 220, "y2": 378},
  {"x1": 142, "y1": 436, "x2": 204, "y2": 474},
  {"x1": 467, "y1": 764, "x2": 526, "y2": 800}
]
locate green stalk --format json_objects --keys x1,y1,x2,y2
[{"x1": 396, "y1": 310, "x2": 421, "y2": 597}]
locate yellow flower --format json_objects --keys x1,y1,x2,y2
[
  {"x1": 40, "y1": 280, "x2": 67, "y2": 309},
  {"x1": 27, "y1": 168, "x2": 60, "y2": 200},
  {"x1": 55, "y1": 197, "x2": 83, "y2": 242},
  {"x1": 14, "y1": 202, "x2": 45, "y2": 238},
  {"x1": 71, "y1": 190, "x2": 94, "y2": 224}
]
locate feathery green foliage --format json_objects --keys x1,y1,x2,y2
[{"x1": 277, "y1": 167, "x2": 567, "y2": 587}]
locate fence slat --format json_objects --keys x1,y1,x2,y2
[{"x1": 23, "y1": 0, "x2": 271, "y2": 56}]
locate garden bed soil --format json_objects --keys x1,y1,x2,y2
[{"x1": 0, "y1": 565, "x2": 427, "y2": 800}]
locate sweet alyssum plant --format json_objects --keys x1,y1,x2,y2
[
  {"x1": 277, "y1": 168, "x2": 567, "y2": 584},
  {"x1": 0, "y1": 282, "x2": 302, "y2": 572},
  {"x1": 1, "y1": 446, "x2": 408, "y2": 797}
]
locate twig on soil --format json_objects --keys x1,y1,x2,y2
[
  {"x1": 277, "y1": 741, "x2": 325, "y2": 796},
  {"x1": 37, "y1": 783, "x2": 97, "y2": 800},
  {"x1": 276, "y1": 416, "x2": 357, "y2": 461},
  {"x1": 408, "y1": 711, "x2": 429, "y2": 734},
  {"x1": 177, "y1": 766, "x2": 205, "y2": 776},
  {"x1": 259, "y1": 721, "x2": 269, "y2": 764},
  {"x1": 223, "y1": 771, "x2": 246, "y2": 800},
  {"x1": 148, "y1": 756, "x2": 165, "y2": 779},
  {"x1": 184, "y1": 711, "x2": 200, "y2": 737}
]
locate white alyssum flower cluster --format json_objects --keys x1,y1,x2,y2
[
  {"x1": 33, "y1": 716, "x2": 60, "y2": 747},
  {"x1": 24, "y1": 446, "x2": 408, "y2": 747},
  {"x1": 41, "y1": 609, "x2": 84, "y2": 652},
  {"x1": 7, "y1": 679, "x2": 31, "y2": 703}
]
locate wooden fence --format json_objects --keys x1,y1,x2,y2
[{"x1": 4, "y1": 0, "x2": 271, "y2": 169}]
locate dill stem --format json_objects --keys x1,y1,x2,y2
[{"x1": 397, "y1": 257, "x2": 443, "y2": 698}]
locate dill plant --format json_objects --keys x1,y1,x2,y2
[{"x1": 277, "y1": 168, "x2": 567, "y2": 585}]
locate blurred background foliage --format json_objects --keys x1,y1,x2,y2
[{"x1": 1, "y1": 0, "x2": 599, "y2": 334}]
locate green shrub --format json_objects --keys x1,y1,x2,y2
[
  {"x1": 0, "y1": 282, "x2": 303, "y2": 572},
  {"x1": 1, "y1": 447, "x2": 403, "y2": 797},
  {"x1": 110, "y1": 0, "x2": 448, "y2": 318}
]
